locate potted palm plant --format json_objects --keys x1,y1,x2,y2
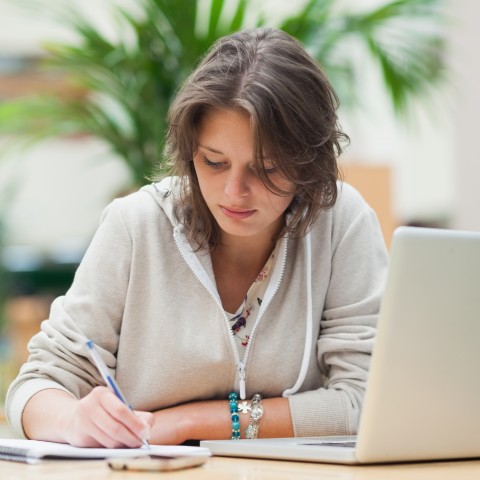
[{"x1": 0, "y1": 0, "x2": 446, "y2": 188}]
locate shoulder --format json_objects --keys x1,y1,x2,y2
[
  {"x1": 307, "y1": 181, "x2": 384, "y2": 251},
  {"x1": 100, "y1": 184, "x2": 176, "y2": 234},
  {"x1": 333, "y1": 181, "x2": 372, "y2": 217},
  {"x1": 110, "y1": 188, "x2": 158, "y2": 214},
  {"x1": 329, "y1": 181, "x2": 378, "y2": 234},
  {"x1": 310, "y1": 181, "x2": 375, "y2": 232}
]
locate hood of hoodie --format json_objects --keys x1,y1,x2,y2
[{"x1": 139, "y1": 177, "x2": 182, "y2": 229}]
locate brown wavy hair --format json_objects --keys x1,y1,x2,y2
[{"x1": 161, "y1": 27, "x2": 348, "y2": 249}]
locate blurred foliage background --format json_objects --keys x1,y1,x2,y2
[{"x1": 0, "y1": 0, "x2": 447, "y2": 187}]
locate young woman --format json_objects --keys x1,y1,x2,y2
[{"x1": 6, "y1": 27, "x2": 388, "y2": 448}]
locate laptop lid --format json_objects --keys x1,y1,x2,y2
[
  {"x1": 356, "y1": 226, "x2": 480, "y2": 463},
  {"x1": 201, "y1": 226, "x2": 480, "y2": 464}
]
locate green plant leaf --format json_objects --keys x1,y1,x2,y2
[{"x1": 0, "y1": 0, "x2": 448, "y2": 185}]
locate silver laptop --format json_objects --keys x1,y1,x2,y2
[{"x1": 201, "y1": 226, "x2": 480, "y2": 464}]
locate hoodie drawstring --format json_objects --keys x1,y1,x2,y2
[{"x1": 282, "y1": 231, "x2": 313, "y2": 397}]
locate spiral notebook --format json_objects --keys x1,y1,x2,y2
[
  {"x1": 202, "y1": 226, "x2": 480, "y2": 464},
  {"x1": 0, "y1": 438, "x2": 210, "y2": 464}
]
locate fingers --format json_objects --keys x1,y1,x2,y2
[
  {"x1": 72, "y1": 387, "x2": 151, "y2": 448},
  {"x1": 97, "y1": 388, "x2": 152, "y2": 447},
  {"x1": 93, "y1": 401, "x2": 145, "y2": 448}
]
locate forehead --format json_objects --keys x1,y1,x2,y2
[
  {"x1": 196, "y1": 108, "x2": 254, "y2": 150},
  {"x1": 197, "y1": 108, "x2": 250, "y2": 133},
  {"x1": 195, "y1": 107, "x2": 276, "y2": 164}
]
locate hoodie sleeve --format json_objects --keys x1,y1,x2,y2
[
  {"x1": 288, "y1": 189, "x2": 388, "y2": 436},
  {"x1": 5, "y1": 200, "x2": 132, "y2": 438}
]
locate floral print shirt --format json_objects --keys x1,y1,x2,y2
[{"x1": 226, "y1": 242, "x2": 280, "y2": 351}]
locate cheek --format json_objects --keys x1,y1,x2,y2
[
  {"x1": 268, "y1": 179, "x2": 296, "y2": 210},
  {"x1": 280, "y1": 195, "x2": 295, "y2": 213},
  {"x1": 266, "y1": 192, "x2": 295, "y2": 215},
  {"x1": 276, "y1": 178, "x2": 296, "y2": 195},
  {"x1": 193, "y1": 160, "x2": 209, "y2": 187},
  {"x1": 196, "y1": 176, "x2": 210, "y2": 201},
  {"x1": 194, "y1": 170, "x2": 218, "y2": 205},
  {"x1": 264, "y1": 170, "x2": 296, "y2": 195}
]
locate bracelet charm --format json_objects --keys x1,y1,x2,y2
[{"x1": 245, "y1": 393, "x2": 263, "y2": 439}]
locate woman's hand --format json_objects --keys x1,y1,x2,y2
[
  {"x1": 23, "y1": 387, "x2": 153, "y2": 448},
  {"x1": 61, "y1": 386, "x2": 153, "y2": 448}
]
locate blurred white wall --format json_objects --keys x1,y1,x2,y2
[
  {"x1": 0, "y1": 0, "x2": 479, "y2": 258},
  {"x1": 0, "y1": 0, "x2": 136, "y2": 260},
  {"x1": 446, "y1": 0, "x2": 480, "y2": 231},
  {"x1": 0, "y1": 0, "x2": 136, "y2": 55},
  {"x1": 0, "y1": 138, "x2": 131, "y2": 256}
]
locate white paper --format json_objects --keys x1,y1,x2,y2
[{"x1": 0, "y1": 438, "x2": 210, "y2": 464}]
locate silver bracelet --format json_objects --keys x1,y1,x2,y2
[{"x1": 245, "y1": 393, "x2": 263, "y2": 439}]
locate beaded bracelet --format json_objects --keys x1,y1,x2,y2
[{"x1": 228, "y1": 392, "x2": 241, "y2": 440}]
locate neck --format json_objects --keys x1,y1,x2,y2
[
  {"x1": 215, "y1": 212, "x2": 285, "y2": 264},
  {"x1": 217, "y1": 233, "x2": 276, "y2": 268},
  {"x1": 210, "y1": 225, "x2": 283, "y2": 313}
]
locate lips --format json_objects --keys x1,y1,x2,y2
[{"x1": 220, "y1": 205, "x2": 256, "y2": 220}]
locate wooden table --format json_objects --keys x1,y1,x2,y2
[{"x1": 1, "y1": 456, "x2": 480, "y2": 479}]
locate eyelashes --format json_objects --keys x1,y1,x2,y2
[
  {"x1": 263, "y1": 165, "x2": 279, "y2": 174},
  {"x1": 203, "y1": 157, "x2": 225, "y2": 169},
  {"x1": 201, "y1": 155, "x2": 278, "y2": 175}
]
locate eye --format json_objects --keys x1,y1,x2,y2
[
  {"x1": 264, "y1": 165, "x2": 278, "y2": 174},
  {"x1": 259, "y1": 161, "x2": 278, "y2": 175},
  {"x1": 251, "y1": 162, "x2": 278, "y2": 177},
  {"x1": 203, "y1": 156, "x2": 226, "y2": 169}
]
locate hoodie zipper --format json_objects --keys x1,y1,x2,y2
[
  {"x1": 174, "y1": 228, "x2": 288, "y2": 399},
  {"x1": 237, "y1": 237, "x2": 288, "y2": 398}
]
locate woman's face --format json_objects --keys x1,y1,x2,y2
[{"x1": 193, "y1": 108, "x2": 295, "y2": 243}]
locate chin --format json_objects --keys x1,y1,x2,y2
[
  {"x1": 222, "y1": 227, "x2": 259, "y2": 237},
  {"x1": 217, "y1": 221, "x2": 260, "y2": 238}
]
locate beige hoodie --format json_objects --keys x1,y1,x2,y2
[{"x1": 6, "y1": 178, "x2": 388, "y2": 438}]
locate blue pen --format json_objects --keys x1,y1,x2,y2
[{"x1": 85, "y1": 340, "x2": 150, "y2": 449}]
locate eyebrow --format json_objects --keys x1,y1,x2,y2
[
  {"x1": 197, "y1": 143, "x2": 224, "y2": 154},
  {"x1": 197, "y1": 143, "x2": 270, "y2": 161}
]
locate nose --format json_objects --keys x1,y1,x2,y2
[{"x1": 224, "y1": 168, "x2": 251, "y2": 199}]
